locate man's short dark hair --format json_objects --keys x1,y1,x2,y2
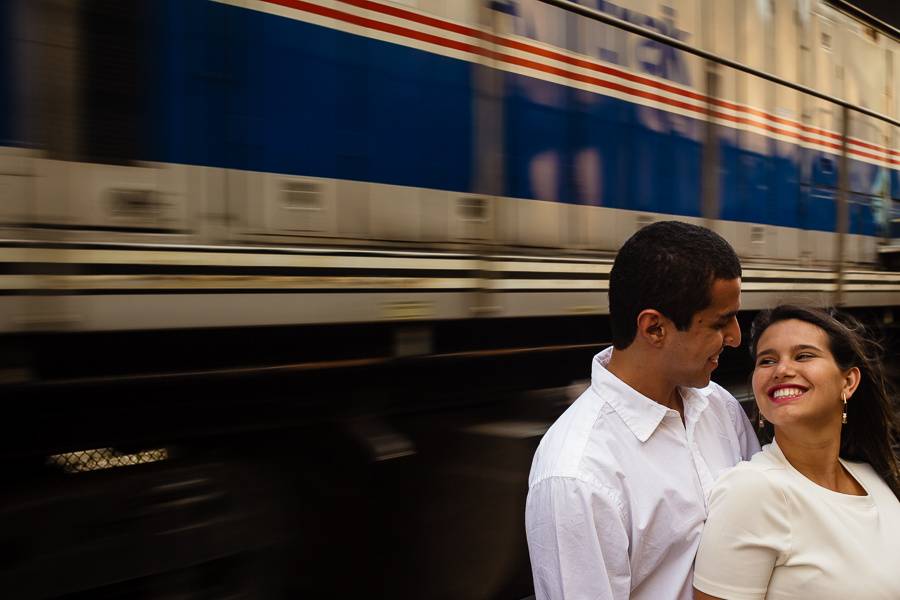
[{"x1": 609, "y1": 221, "x2": 741, "y2": 350}]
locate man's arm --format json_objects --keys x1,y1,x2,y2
[{"x1": 525, "y1": 476, "x2": 631, "y2": 600}]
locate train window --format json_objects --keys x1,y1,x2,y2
[{"x1": 79, "y1": 0, "x2": 147, "y2": 165}]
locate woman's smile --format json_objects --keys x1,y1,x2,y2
[{"x1": 767, "y1": 384, "x2": 809, "y2": 405}]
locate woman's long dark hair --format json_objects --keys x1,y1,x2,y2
[{"x1": 749, "y1": 305, "x2": 900, "y2": 500}]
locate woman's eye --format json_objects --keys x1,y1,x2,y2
[
  {"x1": 796, "y1": 353, "x2": 814, "y2": 360},
  {"x1": 757, "y1": 358, "x2": 775, "y2": 366}
]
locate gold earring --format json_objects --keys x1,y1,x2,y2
[
  {"x1": 841, "y1": 392, "x2": 847, "y2": 425},
  {"x1": 758, "y1": 412, "x2": 765, "y2": 429}
]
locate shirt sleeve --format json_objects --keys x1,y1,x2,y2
[
  {"x1": 693, "y1": 467, "x2": 791, "y2": 600},
  {"x1": 525, "y1": 476, "x2": 630, "y2": 600}
]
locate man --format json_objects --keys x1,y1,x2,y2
[{"x1": 525, "y1": 221, "x2": 760, "y2": 600}]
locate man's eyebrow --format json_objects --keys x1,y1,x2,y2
[{"x1": 714, "y1": 310, "x2": 738, "y2": 322}]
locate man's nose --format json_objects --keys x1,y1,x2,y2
[{"x1": 724, "y1": 317, "x2": 741, "y2": 348}]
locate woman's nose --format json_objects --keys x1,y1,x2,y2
[{"x1": 773, "y1": 360, "x2": 793, "y2": 379}]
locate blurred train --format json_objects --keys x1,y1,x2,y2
[
  {"x1": 0, "y1": 0, "x2": 899, "y2": 335},
  {"x1": 0, "y1": 4, "x2": 898, "y2": 597}
]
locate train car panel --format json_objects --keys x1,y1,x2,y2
[
  {"x1": 769, "y1": 225, "x2": 803, "y2": 264},
  {"x1": 841, "y1": 11, "x2": 887, "y2": 198},
  {"x1": 806, "y1": 4, "x2": 843, "y2": 204},
  {"x1": 495, "y1": 195, "x2": 563, "y2": 247},
  {"x1": 235, "y1": 171, "x2": 334, "y2": 238},
  {"x1": 23, "y1": 159, "x2": 188, "y2": 235},
  {"x1": 703, "y1": 0, "x2": 739, "y2": 228},
  {"x1": 501, "y1": 0, "x2": 708, "y2": 219},
  {"x1": 771, "y1": 0, "x2": 804, "y2": 223},
  {"x1": 731, "y1": 0, "x2": 783, "y2": 230}
]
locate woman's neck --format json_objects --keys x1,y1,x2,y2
[{"x1": 774, "y1": 428, "x2": 865, "y2": 495}]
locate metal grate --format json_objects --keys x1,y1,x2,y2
[
  {"x1": 281, "y1": 180, "x2": 322, "y2": 210},
  {"x1": 458, "y1": 197, "x2": 488, "y2": 222},
  {"x1": 47, "y1": 447, "x2": 168, "y2": 474}
]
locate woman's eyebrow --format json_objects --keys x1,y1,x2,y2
[
  {"x1": 792, "y1": 344, "x2": 823, "y2": 352},
  {"x1": 756, "y1": 344, "x2": 822, "y2": 357}
]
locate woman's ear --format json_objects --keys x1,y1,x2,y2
[{"x1": 842, "y1": 366, "x2": 861, "y2": 399}]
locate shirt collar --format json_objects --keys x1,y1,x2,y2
[{"x1": 590, "y1": 347, "x2": 713, "y2": 443}]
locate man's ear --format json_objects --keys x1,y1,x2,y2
[{"x1": 636, "y1": 310, "x2": 667, "y2": 347}]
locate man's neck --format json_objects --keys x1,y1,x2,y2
[{"x1": 606, "y1": 347, "x2": 681, "y2": 412}]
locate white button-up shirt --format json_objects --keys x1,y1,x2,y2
[{"x1": 525, "y1": 347, "x2": 759, "y2": 600}]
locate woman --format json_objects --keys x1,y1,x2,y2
[{"x1": 693, "y1": 305, "x2": 900, "y2": 600}]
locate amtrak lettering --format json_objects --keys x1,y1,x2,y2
[{"x1": 509, "y1": 0, "x2": 692, "y2": 85}]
